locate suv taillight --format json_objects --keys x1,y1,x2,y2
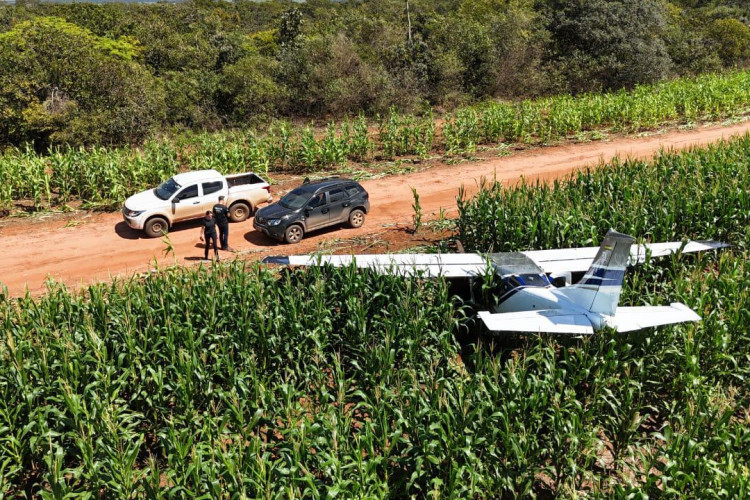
[{"x1": 263, "y1": 185, "x2": 271, "y2": 192}]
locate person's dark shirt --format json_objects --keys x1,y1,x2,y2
[
  {"x1": 203, "y1": 217, "x2": 217, "y2": 235},
  {"x1": 213, "y1": 204, "x2": 230, "y2": 225}
]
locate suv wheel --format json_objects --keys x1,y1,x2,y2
[
  {"x1": 229, "y1": 202, "x2": 251, "y2": 222},
  {"x1": 284, "y1": 224, "x2": 304, "y2": 244},
  {"x1": 348, "y1": 209, "x2": 365, "y2": 228},
  {"x1": 144, "y1": 217, "x2": 168, "y2": 238}
]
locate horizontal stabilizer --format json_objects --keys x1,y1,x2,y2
[
  {"x1": 478, "y1": 310, "x2": 595, "y2": 335},
  {"x1": 610, "y1": 303, "x2": 701, "y2": 332},
  {"x1": 263, "y1": 253, "x2": 489, "y2": 278}
]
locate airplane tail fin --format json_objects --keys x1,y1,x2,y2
[{"x1": 558, "y1": 229, "x2": 635, "y2": 316}]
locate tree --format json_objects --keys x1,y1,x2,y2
[
  {"x1": 708, "y1": 18, "x2": 750, "y2": 66},
  {"x1": 0, "y1": 16, "x2": 164, "y2": 146},
  {"x1": 221, "y1": 54, "x2": 282, "y2": 122},
  {"x1": 547, "y1": 0, "x2": 673, "y2": 92}
]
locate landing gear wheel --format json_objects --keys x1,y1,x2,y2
[
  {"x1": 348, "y1": 209, "x2": 365, "y2": 228},
  {"x1": 229, "y1": 202, "x2": 251, "y2": 222},
  {"x1": 144, "y1": 217, "x2": 169, "y2": 238},
  {"x1": 284, "y1": 225, "x2": 304, "y2": 244}
]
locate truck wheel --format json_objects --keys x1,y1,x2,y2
[
  {"x1": 229, "y1": 202, "x2": 251, "y2": 222},
  {"x1": 144, "y1": 217, "x2": 169, "y2": 238},
  {"x1": 348, "y1": 209, "x2": 365, "y2": 228},
  {"x1": 284, "y1": 225, "x2": 304, "y2": 244}
]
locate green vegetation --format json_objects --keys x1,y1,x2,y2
[
  {"x1": 456, "y1": 133, "x2": 750, "y2": 252},
  {"x1": 3, "y1": 68, "x2": 750, "y2": 216},
  {"x1": 447, "y1": 68, "x2": 750, "y2": 150},
  {"x1": 452, "y1": 133, "x2": 750, "y2": 496},
  {"x1": 411, "y1": 186, "x2": 422, "y2": 233},
  {"x1": 1, "y1": 127, "x2": 749, "y2": 497},
  {"x1": 0, "y1": 0, "x2": 748, "y2": 148},
  {"x1": 0, "y1": 16, "x2": 163, "y2": 146}
]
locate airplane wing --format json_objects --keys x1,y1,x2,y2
[
  {"x1": 478, "y1": 302, "x2": 700, "y2": 334},
  {"x1": 610, "y1": 303, "x2": 701, "y2": 332},
  {"x1": 524, "y1": 240, "x2": 728, "y2": 275},
  {"x1": 263, "y1": 240, "x2": 728, "y2": 278},
  {"x1": 262, "y1": 254, "x2": 490, "y2": 278},
  {"x1": 477, "y1": 310, "x2": 595, "y2": 335}
]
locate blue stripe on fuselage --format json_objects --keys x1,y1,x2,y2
[
  {"x1": 497, "y1": 286, "x2": 521, "y2": 305},
  {"x1": 579, "y1": 266, "x2": 625, "y2": 286}
]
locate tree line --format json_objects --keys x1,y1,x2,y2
[{"x1": 0, "y1": 0, "x2": 748, "y2": 148}]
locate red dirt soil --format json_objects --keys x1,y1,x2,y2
[{"x1": 2, "y1": 121, "x2": 749, "y2": 297}]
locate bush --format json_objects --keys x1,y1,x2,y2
[
  {"x1": 221, "y1": 54, "x2": 283, "y2": 122},
  {"x1": 709, "y1": 18, "x2": 750, "y2": 66}
]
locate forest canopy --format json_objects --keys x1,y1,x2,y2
[{"x1": 0, "y1": 0, "x2": 748, "y2": 147}]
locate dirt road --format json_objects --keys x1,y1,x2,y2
[{"x1": 3, "y1": 121, "x2": 749, "y2": 297}]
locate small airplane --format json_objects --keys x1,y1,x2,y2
[{"x1": 263, "y1": 230, "x2": 728, "y2": 335}]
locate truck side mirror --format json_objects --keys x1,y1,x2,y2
[{"x1": 172, "y1": 197, "x2": 180, "y2": 204}]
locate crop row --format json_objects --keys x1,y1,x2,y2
[
  {"x1": 2, "y1": 69, "x2": 750, "y2": 215},
  {"x1": 457, "y1": 134, "x2": 750, "y2": 253},
  {"x1": 1, "y1": 134, "x2": 749, "y2": 496}
]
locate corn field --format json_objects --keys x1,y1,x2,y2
[
  {"x1": 2, "y1": 132, "x2": 749, "y2": 497},
  {"x1": 3, "y1": 69, "x2": 750, "y2": 216},
  {"x1": 456, "y1": 134, "x2": 750, "y2": 253}
]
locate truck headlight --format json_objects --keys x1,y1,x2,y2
[
  {"x1": 267, "y1": 219, "x2": 282, "y2": 226},
  {"x1": 123, "y1": 207, "x2": 144, "y2": 217}
]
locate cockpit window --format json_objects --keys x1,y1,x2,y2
[
  {"x1": 518, "y1": 273, "x2": 549, "y2": 287},
  {"x1": 489, "y1": 252, "x2": 545, "y2": 276},
  {"x1": 494, "y1": 276, "x2": 522, "y2": 298}
]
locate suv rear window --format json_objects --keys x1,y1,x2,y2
[{"x1": 346, "y1": 185, "x2": 361, "y2": 197}]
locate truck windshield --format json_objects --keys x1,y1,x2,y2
[
  {"x1": 279, "y1": 188, "x2": 311, "y2": 210},
  {"x1": 155, "y1": 178, "x2": 181, "y2": 200}
]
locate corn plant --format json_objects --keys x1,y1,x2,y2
[
  {"x1": 411, "y1": 186, "x2": 422, "y2": 233},
  {"x1": 347, "y1": 114, "x2": 372, "y2": 161},
  {"x1": 444, "y1": 108, "x2": 480, "y2": 154}
]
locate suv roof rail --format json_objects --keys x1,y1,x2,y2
[{"x1": 302, "y1": 175, "x2": 341, "y2": 185}]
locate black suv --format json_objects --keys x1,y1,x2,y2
[{"x1": 254, "y1": 178, "x2": 370, "y2": 243}]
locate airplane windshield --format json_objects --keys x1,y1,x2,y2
[
  {"x1": 489, "y1": 252, "x2": 545, "y2": 276},
  {"x1": 517, "y1": 273, "x2": 550, "y2": 287}
]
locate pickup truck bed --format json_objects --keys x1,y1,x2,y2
[{"x1": 227, "y1": 173, "x2": 266, "y2": 188}]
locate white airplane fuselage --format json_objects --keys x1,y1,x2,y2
[{"x1": 493, "y1": 283, "x2": 612, "y2": 331}]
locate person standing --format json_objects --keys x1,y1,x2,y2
[
  {"x1": 199, "y1": 211, "x2": 219, "y2": 260},
  {"x1": 213, "y1": 195, "x2": 231, "y2": 251}
]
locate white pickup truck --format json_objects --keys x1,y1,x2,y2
[{"x1": 122, "y1": 169, "x2": 273, "y2": 237}]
